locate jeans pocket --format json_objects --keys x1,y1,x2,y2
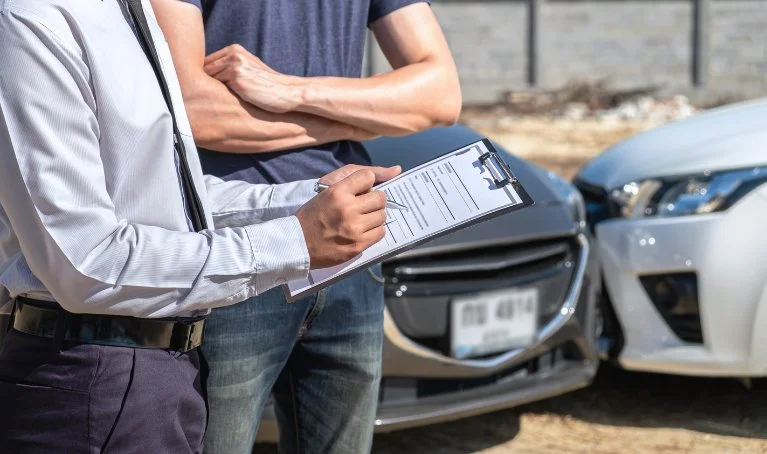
[{"x1": 366, "y1": 264, "x2": 385, "y2": 285}]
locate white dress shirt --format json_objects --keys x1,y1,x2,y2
[{"x1": 0, "y1": 0, "x2": 314, "y2": 317}]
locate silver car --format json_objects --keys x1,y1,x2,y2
[{"x1": 576, "y1": 98, "x2": 767, "y2": 377}]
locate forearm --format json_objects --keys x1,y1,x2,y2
[
  {"x1": 204, "y1": 175, "x2": 317, "y2": 228},
  {"x1": 292, "y1": 60, "x2": 461, "y2": 136},
  {"x1": 185, "y1": 78, "x2": 373, "y2": 153}
]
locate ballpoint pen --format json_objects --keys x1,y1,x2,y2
[{"x1": 314, "y1": 182, "x2": 409, "y2": 211}]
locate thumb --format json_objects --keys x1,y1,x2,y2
[{"x1": 371, "y1": 165, "x2": 402, "y2": 183}]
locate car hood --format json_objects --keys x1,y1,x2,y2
[
  {"x1": 363, "y1": 126, "x2": 576, "y2": 253},
  {"x1": 577, "y1": 98, "x2": 767, "y2": 190},
  {"x1": 364, "y1": 125, "x2": 565, "y2": 206}
]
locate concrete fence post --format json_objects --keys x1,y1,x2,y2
[
  {"x1": 692, "y1": 0, "x2": 711, "y2": 87},
  {"x1": 528, "y1": 0, "x2": 545, "y2": 87}
]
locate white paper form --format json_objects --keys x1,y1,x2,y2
[{"x1": 284, "y1": 140, "x2": 529, "y2": 301}]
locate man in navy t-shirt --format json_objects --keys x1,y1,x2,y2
[{"x1": 152, "y1": 0, "x2": 460, "y2": 452}]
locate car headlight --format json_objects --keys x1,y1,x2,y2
[{"x1": 610, "y1": 167, "x2": 767, "y2": 218}]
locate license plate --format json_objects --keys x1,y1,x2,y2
[{"x1": 450, "y1": 288, "x2": 539, "y2": 359}]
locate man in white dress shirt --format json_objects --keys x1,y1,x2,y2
[{"x1": 0, "y1": 0, "x2": 398, "y2": 452}]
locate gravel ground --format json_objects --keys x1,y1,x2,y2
[{"x1": 258, "y1": 112, "x2": 767, "y2": 453}]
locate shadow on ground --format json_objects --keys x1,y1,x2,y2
[
  {"x1": 254, "y1": 414, "x2": 519, "y2": 454},
  {"x1": 372, "y1": 412, "x2": 521, "y2": 454}
]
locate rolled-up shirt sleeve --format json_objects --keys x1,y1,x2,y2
[{"x1": 0, "y1": 12, "x2": 309, "y2": 318}]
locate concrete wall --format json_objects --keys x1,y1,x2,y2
[
  {"x1": 364, "y1": 0, "x2": 767, "y2": 104},
  {"x1": 710, "y1": 0, "x2": 767, "y2": 99}
]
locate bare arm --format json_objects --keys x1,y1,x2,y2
[
  {"x1": 206, "y1": 3, "x2": 462, "y2": 137},
  {"x1": 150, "y1": 0, "x2": 376, "y2": 153}
]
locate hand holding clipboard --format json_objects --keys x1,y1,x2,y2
[{"x1": 284, "y1": 139, "x2": 534, "y2": 301}]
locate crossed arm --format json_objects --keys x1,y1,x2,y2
[{"x1": 151, "y1": 0, "x2": 462, "y2": 153}]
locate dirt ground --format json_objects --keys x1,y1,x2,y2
[{"x1": 259, "y1": 114, "x2": 767, "y2": 454}]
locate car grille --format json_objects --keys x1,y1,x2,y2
[{"x1": 382, "y1": 237, "x2": 580, "y2": 359}]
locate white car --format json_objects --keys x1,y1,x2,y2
[{"x1": 574, "y1": 98, "x2": 767, "y2": 377}]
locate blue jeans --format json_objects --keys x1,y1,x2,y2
[{"x1": 201, "y1": 266, "x2": 385, "y2": 454}]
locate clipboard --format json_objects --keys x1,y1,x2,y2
[{"x1": 282, "y1": 138, "x2": 534, "y2": 302}]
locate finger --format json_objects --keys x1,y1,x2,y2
[
  {"x1": 210, "y1": 66, "x2": 239, "y2": 84},
  {"x1": 323, "y1": 165, "x2": 363, "y2": 184},
  {"x1": 370, "y1": 165, "x2": 402, "y2": 183},
  {"x1": 355, "y1": 190, "x2": 387, "y2": 214},
  {"x1": 204, "y1": 44, "x2": 238, "y2": 65},
  {"x1": 334, "y1": 169, "x2": 375, "y2": 196},
  {"x1": 357, "y1": 210, "x2": 388, "y2": 232},
  {"x1": 203, "y1": 56, "x2": 233, "y2": 78},
  {"x1": 359, "y1": 226, "x2": 387, "y2": 249}
]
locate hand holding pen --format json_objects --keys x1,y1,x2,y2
[{"x1": 314, "y1": 182, "x2": 408, "y2": 211}]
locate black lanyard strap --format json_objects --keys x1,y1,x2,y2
[{"x1": 125, "y1": 0, "x2": 208, "y2": 232}]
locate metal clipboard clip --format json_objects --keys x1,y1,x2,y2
[{"x1": 478, "y1": 150, "x2": 519, "y2": 189}]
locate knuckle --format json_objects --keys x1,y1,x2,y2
[{"x1": 362, "y1": 169, "x2": 375, "y2": 183}]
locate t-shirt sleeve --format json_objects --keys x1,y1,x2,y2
[
  {"x1": 178, "y1": 0, "x2": 203, "y2": 10},
  {"x1": 369, "y1": 0, "x2": 431, "y2": 25}
]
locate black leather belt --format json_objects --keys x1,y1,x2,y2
[{"x1": 10, "y1": 297, "x2": 205, "y2": 352}]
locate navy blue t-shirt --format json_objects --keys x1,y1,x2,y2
[{"x1": 181, "y1": 0, "x2": 427, "y2": 184}]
